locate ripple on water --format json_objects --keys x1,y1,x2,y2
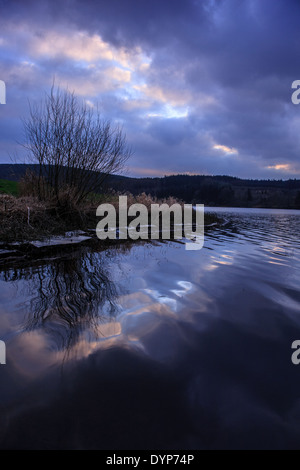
[{"x1": 1, "y1": 208, "x2": 300, "y2": 449}]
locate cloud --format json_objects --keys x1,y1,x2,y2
[
  {"x1": 0, "y1": 0, "x2": 300, "y2": 179},
  {"x1": 213, "y1": 144, "x2": 238, "y2": 155},
  {"x1": 28, "y1": 28, "x2": 147, "y2": 71},
  {"x1": 266, "y1": 164, "x2": 296, "y2": 173}
]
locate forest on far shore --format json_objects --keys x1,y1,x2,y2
[{"x1": 1, "y1": 163, "x2": 300, "y2": 209}]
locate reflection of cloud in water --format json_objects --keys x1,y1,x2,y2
[
  {"x1": 2, "y1": 311, "x2": 300, "y2": 450},
  {"x1": 8, "y1": 331, "x2": 61, "y2": 379}
]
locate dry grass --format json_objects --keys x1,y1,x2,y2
[
  {"x1": 0, "y1": 191, "x2": 218, "y2": 243},
  {"x1": 109, "y1": 191, "x2": 184, "y2": 211},
  {"x1": 0, "y1": 194, "x2": 64, "y2": 242}
]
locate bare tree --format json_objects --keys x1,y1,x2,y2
[{"x1": 22, "y1": 85, "x2": 132, "y2": 204}]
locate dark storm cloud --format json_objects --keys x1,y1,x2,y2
[
  {"x1": 1, "y1": 0, "x2": 300, "y2": 178},
  {"x1": 147, "y1": 117, "x2": 197, "y2": 147}
]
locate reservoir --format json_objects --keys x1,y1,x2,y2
[{"x1": 1, "y1": 207, "x2": 300, "y2": 449}]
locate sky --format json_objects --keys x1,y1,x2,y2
[{"x1": 0, "y1": 0, "x2": 300, "y2": 180}]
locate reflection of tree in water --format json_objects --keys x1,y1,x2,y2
[{"x1": 0, "y1": 247, "x2": 119, "y2": 352}]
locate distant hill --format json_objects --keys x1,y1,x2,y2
[{"x1": 1, "y1": 163, "x2": 300, "y2": 209}]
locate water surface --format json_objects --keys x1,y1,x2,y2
[{"x1": 1, "y1": 207, "x2": 300, "y2": 449}]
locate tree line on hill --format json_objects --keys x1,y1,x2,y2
[{"x1": 1, "y1": 163, "x2": 300, "y2": 209}]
